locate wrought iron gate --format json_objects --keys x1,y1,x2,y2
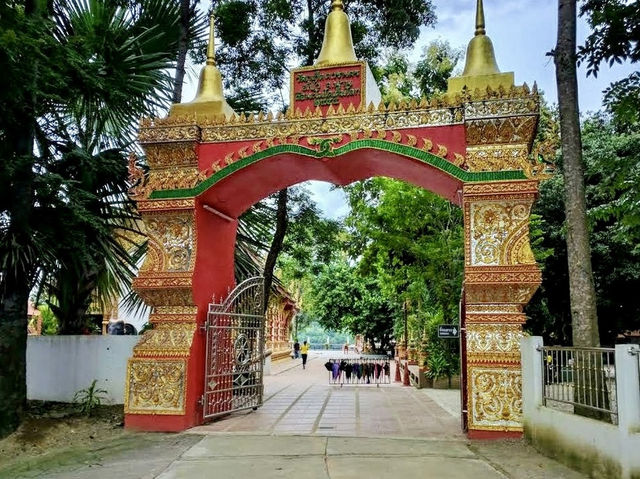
[{"x1": 203, "y1": 277, "x2": 265, "y2": 420}]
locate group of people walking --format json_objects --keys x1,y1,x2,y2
[{"x1": 293, "y1": 339, "x2": 310, "y2": 369}]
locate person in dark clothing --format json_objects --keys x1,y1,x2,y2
[{"x1": 293, "y1": 339, "x2": 300, "y2": 359}]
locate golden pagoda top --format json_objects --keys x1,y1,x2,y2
[
  {"x1": 315, "y1": 0, "x2": 358, "y2": 66},
  {"x1": 448, "y1": 0, "x2": 514, "y2": 94},
  {"x1": 169, "y1": 13, "x2": 235, "y2": 120}
]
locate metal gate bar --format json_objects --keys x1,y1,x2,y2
[{"x1": 203, "y1": 277, "x2": 265, "y2": 420}]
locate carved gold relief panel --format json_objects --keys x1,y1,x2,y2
[
  {"x1": 466, "y1": 312, "x2": 526, "y2": 323},
  {"x1": 143, "y1": 142, "x2": 198, "y2": 169},
  {"x1": 133, "y1": 286, "x2": 194, "y2": 307},
  {"x1": 133, "y1": 323, "x2": 196, "y2": 357},
  {"x1": 140, "y1": 212, "x2": 195, "y2": 273},
  {"x1": 466, "y1": 324, "x2": 523, "y2": 363},
  {"x1": 466, "y1": 116, "x2": 537, "y2": 147},
  {"x1": 125, "y1": 358, "x2": 187, "y2": 415},
  {"x1": 466, "y1": 144, "x2": 539, "y2": 176},
  {"x1": 469, "y1": 366, "x2": 522, "y2": 431},
  {"x1": 465, "y1": 282, "x2": 540, "y2": 305},
  {"x1": 466, "y1": 304, "x2": 522, "y2": 314},
  {"x1": 469, "y1": 200, "x2": 535, "y2": 266}
]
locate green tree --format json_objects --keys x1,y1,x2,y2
[
  {"x1": 0, "y1": 0, "x2": 183, "y2": 438},
  {"x1": 527, "y1": 115, "x2": 640, "y2": 345},
  {"x1": 345, "y1": 179, "x2": 464, "y2": 325},
  {"x1": 579, "y1": 0, "x2": 640, "y2": 127},
  {"x1": 373, "y1": 41, "x2": 462, "y2": 103},
  {"x1": 554, "y1": 0, "x2": 601, "y2": 347},
  {"x1": 308, "y1": 260, "x2": 396, "y2": 351}
]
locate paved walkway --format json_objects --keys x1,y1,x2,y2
[
  {"x1": 192, "y1": 351, "x2": 462, "y2": 438},
  {"x1": 21, "y1": 351, "x2": 587, "y2": 479}
]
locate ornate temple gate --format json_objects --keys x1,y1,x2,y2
[
  {"x1": 203, "y1": 277, "x2": 265, "y2": 420},
  {"x1": 123, "y1": 0, "x2": 552, "y2": 438}
]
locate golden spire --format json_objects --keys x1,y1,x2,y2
[
  {"x1": 475, "y1": 0, "x2": 486, "y2": 35},
  {"x1": 169, "y1": 12, "x2": 235, "y2": 120},
  {"x1": 447, "y1": 0, "x2": 514, "y2": 94},
  {"x1": 461, "y1": 0, "x2": 500, "y2": 76},
  {"x1": 206, "y1": 11, "x2": 216, "y2": 65},
  {"x1": 315, "y1": 0, "x2": 358, "y2": 66}
]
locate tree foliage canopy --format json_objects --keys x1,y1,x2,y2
[
  {"x1": 580, "y1": 0, "x2": 640, "y2": 126},
  {"x1": 208, "y1": 0, "x2": 436, "y2": 109},
  {"x1": 527, "y1": 114, "x2": 640, "y2": 345}
]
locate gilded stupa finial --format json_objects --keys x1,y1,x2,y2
[
  {"x1": 206, "y1": 12, "x2": 216, "y2": 66},
  {"x1": 315, "y1": 0, "x2": 357, "y2": 66},
  {"x1": 447, "y1": 0, "x2": 514, "y2": 94},
  {"x1": 475, "y1": 0, "x2": 486, "y2": 35},
  {"x1": 168, "y1": 11, "x2": 235, "y2": 120}
]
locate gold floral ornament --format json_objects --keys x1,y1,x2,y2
[
  {"x1": 142, "y1": 214, "x2": 194, "y2": 272},
  {"x1": 125, "y1": 359, "x2": 187, "y2": 414},
  {"x1": 470, "y1": 367, "x2": 522, "y2": 429},
  {"x1": 127, "y1": 153, "x2": 146, "y2": 198},
  {"x1": 307, "y1": 135, "x2": 343, "y2": 154},
  {"x1": 471, "y1": 201, "x2": 534, "y2": 266},
  {"x1": 144, "y1": 168, "x2": 206, "y2": 197}
]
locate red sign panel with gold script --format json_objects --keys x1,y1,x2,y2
[{"x1": 291, "y1": 62, "x2": 365, "y2": 115}]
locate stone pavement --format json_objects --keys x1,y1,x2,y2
[
  {"x1": 192, "y1": 350, "x2": 463, "y2": 438},
  {"x1": 155, "y1": 434, "x2": 587, "y2": 479},
  {"x1": 11, "y1": 351, "x2": 588, "y2": 479}
]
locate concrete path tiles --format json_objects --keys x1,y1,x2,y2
[
  {"x1": 191, "y1": 351, "x2": 463, "y2": 439},
  {"x1": 26, "y1": 352, "x2": 587, "y2": 479},
  {"x1": 156, "y1": 435, "x2": 586, "y2": 479}
]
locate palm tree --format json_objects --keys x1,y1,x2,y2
[{"x1": 0, "y1": 0, "x2": 188, "y2": 437}]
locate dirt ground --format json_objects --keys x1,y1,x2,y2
[{"x1": 0, "y1": 401, "x2": 128, "y2": 474}]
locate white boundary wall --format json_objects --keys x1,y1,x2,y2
[
  {"x1": 521, "y1": 337, "x2": 640, "y2": 479},
  {"x1": 27, "y1": 336, "x2": 138, "y2": 405}
]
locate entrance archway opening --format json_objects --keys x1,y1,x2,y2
[
  {"x1": 198, "y1": 174, "x2": 466, "y2": 438},
  {"x1": 124, "y1": 0, "x2": 546, "y2": 440}
]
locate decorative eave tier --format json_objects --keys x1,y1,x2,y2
[
  {"x1": 140, "y1": 84, "x2": 539, "y2": 144},
  {"x1": 131, "y1": 84, "x2": 552, "y2": 204}
]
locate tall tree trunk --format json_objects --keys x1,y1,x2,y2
[
  {"x1": 0, "y1": 271, "x2": 29, "y2": 438},
  {"x1": 554, "y1": 0, "x2": 600, "y2": 347},
  {"x1": 555, "y1": 0, "x2": 610, "y2": 422},
  {"x1": 0, "y1": 137, "x2": 35, "y2": 440},
  {"x1": 172, "y1": 0, "x2": 193, "y2": 103},
  {"x1": 0, "y1": 0, "x2": 40, "y2": 438},
  {"x1": 263, "y1": 188, "x2": 288, "y2": 312}
]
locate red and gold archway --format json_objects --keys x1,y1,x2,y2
[{"x1": 124, "y1": 0, "x2": 550, "y2": 438}]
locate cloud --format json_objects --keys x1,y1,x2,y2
[{"x1": 306, "y1": 182, "x2": 350, "y2": 220}]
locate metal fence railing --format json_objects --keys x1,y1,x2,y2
[{"x1": 538, "y1": 346, "x2": 618, "y2": 424}]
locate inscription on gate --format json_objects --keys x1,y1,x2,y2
[
  {"x1": 291, "y1": 62, "x2": 365, "y2": 113},
  {"x1": 203, "y1": 277, "x2": 266, "y2": 420}
]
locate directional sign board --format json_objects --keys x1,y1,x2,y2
[{"x1": 438, "y1": 325, "x2": 459, "y2": 338}]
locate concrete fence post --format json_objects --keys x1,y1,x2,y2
[
  {"x1": 615, "y1": 344, "x2": 640, "y2": 433},
  {"x1": 615, "y1": 344, "x2": 640, "y2": 479},
  {"x1": 521, "y1": 336, "x2": 544, "y2": 420}
]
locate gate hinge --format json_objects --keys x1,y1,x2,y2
[
  {"x1": 200, "y1": 321, "x2": 208, "y2": 332},
  {"x1": 198, "y1": 394, "x2": 205, "y2": 407}
]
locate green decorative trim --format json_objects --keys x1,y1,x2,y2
[{"x1": 149, "y1": 140, "x2": 528, "y2": 200}]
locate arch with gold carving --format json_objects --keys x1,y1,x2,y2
[{"x1": 123, "y1": 0, "x2": 551, "y2": 439}]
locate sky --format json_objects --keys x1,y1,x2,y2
[
  {"x1": 182, "y1": 0, "x2": 637, "y2": 220},
  {"x1": 306, "y1": 0, "x2": 637, "y2": 220}
]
